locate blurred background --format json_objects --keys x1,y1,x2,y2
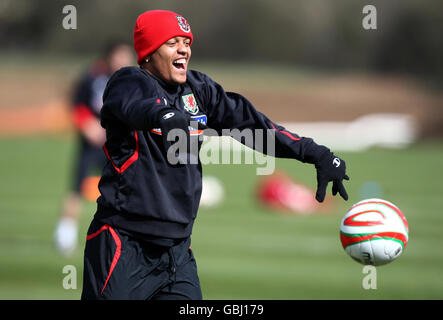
[{"x1": 0, "y1": 0, "x2": 442, "y2": 299}]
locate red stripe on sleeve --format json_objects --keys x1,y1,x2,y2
[
  {"x1": 72, "y1": 104, "x2": 95, "y2": 129},
  {"x1": 103, "y1": 131, "x2": 139, "y2": 174},
  {"x1": 270, "y1": 122, "x2": 301, "y2": 141}
]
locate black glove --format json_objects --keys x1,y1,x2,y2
[
  {"x1": 156, "y1": 107, "x2": 207, "y2": 164},
  {"x1": 314, "y1": 151, "x2": 349, "y2": 202}
]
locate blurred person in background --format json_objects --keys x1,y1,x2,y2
[
  {"x1": 81, "y1": 10, "x2": 349, "y2": 300},
  {"x1": 54, "y1": 41, "x2": 134, "y2": 256}
]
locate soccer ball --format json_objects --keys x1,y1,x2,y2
[
  {"x1": 340, "y1": 198, "x2": 409, "y2": 266},
  {"x1": 200, "y1": 175, "x2": 225, "y2": 208}
]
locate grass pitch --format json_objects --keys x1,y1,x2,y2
[{"x1": 0, "y1": 135, "x2": 442, "y2": 299}]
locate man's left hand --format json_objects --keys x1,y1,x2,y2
[{"x1": 314, "y1": 152, "x2": 350, "y2": 203}]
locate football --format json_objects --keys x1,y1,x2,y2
[
  {"x1": 340, "y1": 198, "x2": 409, "y2": 266},
  {"x1": 200, "y1": 175, "x2": 225, "y2": 208}
]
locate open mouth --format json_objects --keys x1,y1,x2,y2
[{"x1": 173, "y1": 58, "x2": 187, "y2": 71}]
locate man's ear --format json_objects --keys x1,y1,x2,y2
[{"x1": 140, "y1": 56, "x2": 151, "y2": 68}]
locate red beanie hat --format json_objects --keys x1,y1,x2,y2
[{"x1": 133, "y1": 10, "x2": 193, "y2": 65}]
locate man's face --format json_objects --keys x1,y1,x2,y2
[{"x1": 144, "y1": 36, "x2": 191, "y2": 85}]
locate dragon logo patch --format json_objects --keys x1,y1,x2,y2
[
  {"x1": 182, "y1": 93, "x2": 199, "y2": 115},
  {"x1": 176, "y1": 16, "x2": 191, "y2": 33}
]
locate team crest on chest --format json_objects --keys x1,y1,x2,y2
[
  {"x1": 182, "y1": 93, "x2": 199, "y2": 115},
  {"x1": 176, "y1": 16, "x2": 191, "y2": 33}
]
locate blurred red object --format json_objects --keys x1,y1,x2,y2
[
  {"x1": 256, "y1": 171, "x2": 333, "y2": 215},
  {"x1": 81, "y1": 176, "x2": 102, "y2": 202}
]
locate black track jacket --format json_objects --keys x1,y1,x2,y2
[{"x1": 95, "y1": 66, "x2": 329, "y2": 240}]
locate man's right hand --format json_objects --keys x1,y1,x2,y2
[{"x1": 156, "y1": 107, "x2": 207, "y2": 163}]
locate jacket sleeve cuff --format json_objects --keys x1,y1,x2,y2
[
  {"x1": 302, "y1": 141, "x2": 330, "y2": 165},
  {"x1": 141, "y1": 97, "x2": 169, "y2": 129}
]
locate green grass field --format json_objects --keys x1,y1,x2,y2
[{"x1": 0, "y1": 135, "x2": 442, "y2": 299}]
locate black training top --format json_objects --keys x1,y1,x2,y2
[{"x1": 94, "y1": 66, "x2": 329, "y2": 241}]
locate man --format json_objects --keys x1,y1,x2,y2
[
  {"x1": 54, "y1": 41, "x2": 134, "y2": 256},
  {"x1": 81, "y1": 10, "x2": 349, "y2": 300}
]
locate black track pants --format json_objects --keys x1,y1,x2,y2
[{"x1": 81, "y1": 220, "x2": 202, "y2": 300}]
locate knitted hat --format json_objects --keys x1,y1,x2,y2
[{"x1": 133, "y1": 10, "x2": 193, "y2": 65}]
